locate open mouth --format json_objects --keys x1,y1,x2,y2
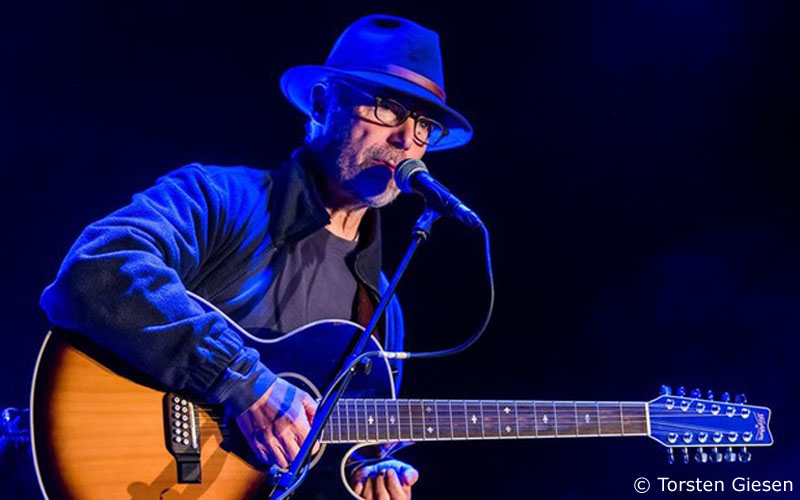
[{"x1": 372, "y1": 160, "x2": 396, "y2": 173}]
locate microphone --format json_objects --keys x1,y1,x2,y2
[{"x1": 394, "y1": 159, "x2": 483, "y2": 229}]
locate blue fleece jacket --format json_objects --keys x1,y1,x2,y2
[{"x1": 40, "y1": 148, "x2": 404, "y2": 415}]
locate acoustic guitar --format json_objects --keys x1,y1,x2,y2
[{"x1": 30, "y1": 320, "x2": 774, "y2": 499}]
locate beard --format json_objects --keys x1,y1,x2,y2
[{"x1": 335, "y1": 142, "x2": 402, "y2": 208}]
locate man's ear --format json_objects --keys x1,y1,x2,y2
[{"x1": 310, "y1": 82, "x2": 328, "y2": 125}]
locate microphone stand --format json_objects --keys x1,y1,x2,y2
[{"x1": 268, "y1": 209, "x2": 441, "y2": 499}]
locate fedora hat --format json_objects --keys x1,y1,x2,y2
[{"x1": 280, "y1": 14, "x2": 472, "y2": 151}]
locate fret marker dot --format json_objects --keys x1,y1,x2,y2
[
  {"x1": 390, "y1": 415, "x2": 395, "y2": 424},
  {"x1": 503, "y1": 407, "x2": 511, "y2": 414},
  {"x1": 584, "y1": 414, "x2": 591, "y2": 423},
  {"x1": 368, "y1": 416, "x2": 374, "y2": 425},
  {"x1": 471, "y1": 415, "x2": 478, "y2": 424},
  {"x1": 543, "y1": 415, "x2": 549, "y2": 423},
  {"x1": 427, "y1": 427, "x2": 433, "y2": 434},
  {"x1": 505, "y1": 426, "x2": 512, "y2": 433},
  {"x1": 426, "y1": 406, "x2": 432, "y2": 413}
]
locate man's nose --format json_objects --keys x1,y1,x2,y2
[{"x1": 387, "y1": 119, "x2": 416, "y2": 150}]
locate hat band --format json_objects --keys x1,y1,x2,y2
[{"x1": 339, "y1": 64, "x2": 446, "y2": 102}]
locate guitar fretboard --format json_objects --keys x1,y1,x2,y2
[{"x1": 319, "y1": 400, "x2": 648, "y2": 443}]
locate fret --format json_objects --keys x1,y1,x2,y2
[
  {"x1": 363, "y1": 399, "x2": 371, "y2": 441},
  {"x1": 596, "y1": 403, "x2": 601, "y2": 436},
  {"x1": 598, "y1": 402, "x2": 622, "y2": 435},
  {"x1": 534, "y1": 401, "x2": 555, "y2": 437},
  {"x1": 448, "y1": 401, "x2": 456, "y2": 440},
  {"x1": 619, "y1": 402, "x2": 625, "y2": 435},
  {"x1": 573, "y1": 403, "x2": 579, "y2": 435},
  {"x1": 419, "y1": 400, "x2": 426, "y2": 439},
  {"x1": 498, "y1": 401, "x2": 516, "y2": 438},
  {"x1": 388, "y1": 400, "x2": 400, "y2": 441},
  {"x1": 451, "y1": 400, "x2": 467, "y2": 439},
  {"x1": 479, "y1": 401, "x2": 486, "y2": 438},
  {"x1": 375, "y1": 401, "x2": 382, "y2": 439},
  {"x1": 323, "y1": 407, "x2": 332, "y2": 443},
  {"x1": 381, "y1": 400, "x2": 389, "y2": 441},
  {"x1": 353, "y1": 399, "x2": 366, "y2": 442},
  {"x1": 465, "y1": 401, "x2": 483, "y2": 439},
  {"x1": 437, "y1": 401, "x2": 453, "y2": 440},
  {"x1": 621, "y1": 403, "x2": 647, "y2": 435},
  {"x1": 576, "y1": 402, "x2": 598, "y2": 436},
  {"x1": 410, "y1": 400, "x2": 425, "y2": 440},
  {"x1": 482, "y1": 401, "x2": 500, "y2": 438},
  {"x1": 554, "y1": 402, "x2": 578, "y2": 436},
  {"x1": 398, "y1": 400, "x2": 411, "y2": 440},
  {"x1": 433, "y1": 401, "x2": 441, "y2": 439},
  {"x1": 335, "y1": 401, "x2": 343, "y2": 442},
  {"x1": 357, "y1": 399, "x2": 367, "y2": 441},
  {"x1": 374, "y1": 400, "x2": 385, "y2": 441},
  {"x1": 513, "y1": 401, "x2": 521, "y2": 438},
  {"x1": 518, "y1": 401, "x2": 536, "y2": 438},
  {"x1": 369, "y1": 400, "x2": 378, "y2": 441},
  {"x1": 422, "y1": 400, "x2": 436, "y2": 439},
  {"x1": 326, "y1": 404, "x2": 335, "y2": 443},
  {"x1": 345, "y1": 399, "x2": 352, "y2": 442}
]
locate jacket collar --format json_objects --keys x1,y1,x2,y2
[{"x1": 267, "y1": 147, "x2": 383, "y2": 294}]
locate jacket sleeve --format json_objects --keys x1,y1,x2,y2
[{"x1": 39, "y1": 164, "x2": 276, "y2": 416}]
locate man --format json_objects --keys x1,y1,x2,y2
[{"x1": 40, "y1": 14, "x2": 472, "y2": 499}]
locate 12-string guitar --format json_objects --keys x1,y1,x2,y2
[{"x1": 30, "y1": 320, "x2": 774, "y2": 499}]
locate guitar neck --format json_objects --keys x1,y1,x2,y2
[{"x1": 319, "y1": 399, "x2": 648, "y2": 444}]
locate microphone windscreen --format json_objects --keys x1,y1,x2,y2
[{"x1": 394, "y1": 159, "x2": 428, "y2": 193}]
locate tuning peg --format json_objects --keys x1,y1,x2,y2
[
  {"x1": 677, "y1": 386, "x2": 687, "y2": 397},
  {"x1": 724, "y1": 447, "x2": 738, "y2": 463},
  {"x1": 667, "y1": 448, "x2": 675, "y2": 464},
  {"x1": 738, "y1": 448, "x2": 752, "y2": 463},
  {"x1": 660, "y1": 384, "x2": 673, "y2": 396},
  {"x1": 735, "y1": 393, "x2": 748, "y2": 404},
  {"x1": 711, "y1": 447, "x2": 724, "y2": 463},
  {"x1": 706, "y1": 390, "x2": 715, "y2": 400},
  {"x1": 721, "y1": 392, "x2": 731, "y2": 402},
  {"x1": 690, "y1": 388, "x2": 701, "y2": 399},
  {"x1": 682, "y1": 447, "x2": 690, "y2": 464},
  {"x1": 694, "y1": 447, "x2": 709, "y2": 463}
]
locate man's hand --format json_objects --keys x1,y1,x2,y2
[
  {"x1": 235, "y1": 377, "x2": 319, "y2": 468},
  {"x1": 349, "y1": 459, "x2": 419, "y2": 500}
]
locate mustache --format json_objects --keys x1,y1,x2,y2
[
  {"x1": 364, "y1": 145, "x2": 404, "y2": 163},
  {"x1": 365, "y1": 153, "x2": 404, "y2": 166}
]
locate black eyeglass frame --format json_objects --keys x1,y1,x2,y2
[{"x1": 333, "y1": 78, "x2": 450, "y2": 147}]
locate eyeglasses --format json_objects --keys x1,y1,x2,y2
[{"x1": 335, "y1": 79, "x2": 449, "y2": 147}]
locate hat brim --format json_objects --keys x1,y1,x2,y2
[{"x1": 280, "y1": 65, "x2": 473, "y2": 151}]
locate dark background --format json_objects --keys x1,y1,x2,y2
[{"x1": 2, "y1": 1, "x2": 799, "y2": 498}]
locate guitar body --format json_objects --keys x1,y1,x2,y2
[{"x1": 30, "y1": 321, "x2": 395, "y2": 500}]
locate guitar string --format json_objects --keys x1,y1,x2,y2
[
  {"x1": 193, "y1": 408, "x2": 755, "y2": 423},
  {"x1": 191, "y1": 400, "x2": 760, "y2": 439},
  {"x1": 192, "y1": 402, "x2": 754, "y2": 416},
  {"x1": 200, "y1": 418, "x2": 754, "y2": 435}
]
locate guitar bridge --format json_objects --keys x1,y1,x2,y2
[{"x1": 163, "y1": 393, "x2": 202, "y2": 483}]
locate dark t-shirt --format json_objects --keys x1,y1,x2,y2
[{"x1": 259, "y1": 226, "x2": 359, "y2": 334}]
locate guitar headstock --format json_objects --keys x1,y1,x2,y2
[{"x1": 647, "y1": 385, "x2": 773, "y2": 464}]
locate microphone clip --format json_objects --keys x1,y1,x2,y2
[{"x1": 412, "y1": 209, "x2": 442, "y2": 240}]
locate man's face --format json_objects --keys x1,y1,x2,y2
[{"x1": 311, "y1": 81, "x2": 429, "y2": 209}]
